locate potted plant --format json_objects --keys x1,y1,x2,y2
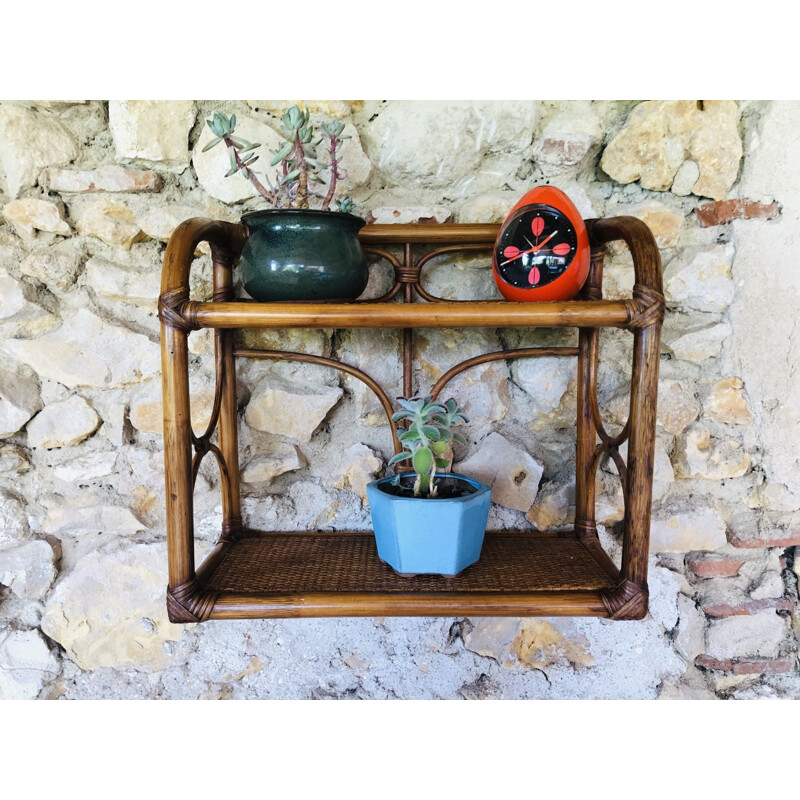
[
  {"x1": 203, "y1": 106, "x2": 367, "y2": 302},
  {"x1": 366, "y1": 396, "x2": 492, "y2": 577}
]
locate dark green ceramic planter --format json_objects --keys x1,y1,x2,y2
[{"x1": 238, "y1": 209, "x2": 368, "y2": 302}]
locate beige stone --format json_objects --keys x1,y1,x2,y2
[
  {"x1": 242, "y1": 443, "x2": 307, "y2": 485},
  {"x1": 3, "y1": 198, "x2": 71, "y2": 237},
  {"x1": 454, "y1": 432, "x2": 543, "y2": 512},
  {"x1": 333, "y1": 444, "x2": 383, "y2": 501},
  {"x1": 244, "y1": 374, "x2": 343, "y2": 442},
  {"x1": 463, "y1": 617, "x2": 593, "y2": 669},
  {"x1": 513, "y1": 357, "x2": 576, "y2": 426},
  {"x1": 601, "y1": 100, "x2": 742, "y2": 200},
  {"x1": 73, "y1": 199, "x2": 146, "y2": 249},
  {"x1": 0, "y1": 103, "x2": 79, "y2": 197},
  {"x1": 130, "y1": 379, "x2": 215, "y2": 435},
  {"x1": 750, "y1": 571, "x2": 784, "y2": 600},
  {"x1": 0, "y1": 273, "x2": 47, "y2": 324},
  {"x1": 3, "y1": 308, "x2": 160, "y2": 389},
  {"x1": 657, "y1": 380, "x2": 701, "y2": 435},
  {"x1": 339, "y1": 328, "x2": 401, "y2": 426},
  {"x1": 704, "y1": 378, "x2": 753, "y2": 425},
  {"x1": 675, "y1": 425, "x2": 750, "y2": 480},
  {"x1": 136, "y1": 204, "x2": 211, "y2": 254},
  {"x1": 40, "y1": 493, "x2": 145, "y2": 536},
  {"x1": 670, "y1": 159, "x2": 700, "y2": 196},
  {"x1": 42, "y1": 164, "x2": 162, "y2": 193},
  {"x1": 0, "y1": 488, "x2": 29, "y2": 548},
  {"x1": 247, "y1": 100, "x2": 357, "y2": 117},
  {"x1": 0, "y1": 443, "x2": 30, "y2": 473},
  {"x1": 417, "y1": 329, "x2": 510, "y2": 432},
  {"x1": 0, "y1": 630, "x2": 60, "y2": 700},
  {"x1": 109, "y1": 100, "x2": 195, "y2": 163},
  {"x1": 666, "y1": 322, "x2": 731, "y2": 363},
  {"x1": 365, "y1": 205, "x2": 454, "y2": 225},
  {"x1": 534, "y1": 109, "x2": 603, "y2": 169},
  {"x1": 457, "y1": 191, "x2": 516, "y2": 224},
  {"x1": 360, "y1": 101, "x2": 538, "y2": 193},
  {"x1": 705, "y1": 611, "x2": 787, "y2": 660},
  {"x1": 624, "y1": 201, "x2": 683, "y2": 248},
  {"x1": 0, "y1": 360, "x2": 42, "y2": 438},
  {"x1": 649, "y1": 507, "x2": 727, "y2": 553},
  {"x1": 673, "y1": 594, "x2": 706, "y2": 662},
  {"x1": 665, "y1": 244, "x2": 735, "y2": 313},
  {"x1": 20, "y1": 238, "x2": 85, "y2": 292},
  {"x1": 526, "y1": 481, "x2": 574, "y2": 529},
  {"x1": 0, "y1": 539, "x2": 58, "y2": 600},
  {"x1": 27, "y1": 395, "x2": 101, "y2": 448},
  {"x1": 192, "y1": 114, "x2": 285, "y2": 204},
  {"x1": 53, "y1": 450, "x2": 117, "y2": 481},
  {"x1": 40, "y1": 543, "x2": 184, "y2": 671},
  {"x1": 86, "y1": 256, "x2": 160, "y2": 310}
]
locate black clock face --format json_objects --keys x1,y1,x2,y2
[{"x1": 495, "y1": 204, "x2": 578, "y2": 289}]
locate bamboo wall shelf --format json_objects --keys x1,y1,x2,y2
[{"x1": 159, "y1": 216, "x2": 664, "y2": 622}]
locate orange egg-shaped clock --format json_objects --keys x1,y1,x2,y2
[{"x1": 492, "y1": 186, "x2": 590, "y2": 301}]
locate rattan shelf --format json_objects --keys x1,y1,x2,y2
[{"x1": 159, "y1": 217, "x2": 664, "y2": 622}]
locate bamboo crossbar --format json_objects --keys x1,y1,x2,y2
[{"x1": 190, "y1": 299, "x2": 633, "y2": 330}]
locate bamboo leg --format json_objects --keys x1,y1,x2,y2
[
  {"x1": 161, "y1": 324, "x2": 195, "y2": 590},
  {"x1": 213, "y1": 255, "x2": 242, "y2": 540},
  {"x1": 575, "y1": 247, "x2": 605, "y2": 538},
  {"x1": 621, "y1": 325, "x2": 660, "y2": 588}
]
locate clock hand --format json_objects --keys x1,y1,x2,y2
[
  {"x1": 531, "y1": 231, "x2": 556, "y2": 254},
  {"x1": 499, "y1": 245, "x2": 538, "y2": 267}
]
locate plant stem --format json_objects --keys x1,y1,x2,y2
[
  {"x1": 321, "y1": 134, "x2": 339, "y2": 211},
  {"x1": 293, "y1": 131, "x2": 309, "y2": 209},
  {"x1": 224, "y1": 137, "x2": 276, "y2": 204}
]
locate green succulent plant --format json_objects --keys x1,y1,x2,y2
[
  {"x1": 389, "y1": 396, "x2": 468, "y2": 497},
  {"x1": 202, "y1": 105, "x2": 354, "y2": 213}
]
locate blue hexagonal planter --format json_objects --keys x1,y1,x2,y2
[{"x1": 366, "y1": 473, "x2": 492, "y2": 577}]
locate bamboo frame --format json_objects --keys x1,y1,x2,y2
[{"x1": 159, "y1": 217, "x2": 663, "y2": 623}]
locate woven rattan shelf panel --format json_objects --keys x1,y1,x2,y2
[
  {"x1": 202, "y1": 531, "x2": 617, "y2": 595},
  {"x1": 160, "y1": 218, "x2": 663, "y2": 622}
]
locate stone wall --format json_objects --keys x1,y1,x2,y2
[{"x1": 0, "y1": 100, "x2": 797, "y2": 700}]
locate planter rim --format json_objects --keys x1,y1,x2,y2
[
  {"x1": 368, "y1": 472, "x2": 491, "y2": 503},
  {"x1": 241, "y1": 208, "x2": 366, "y2": 228}
]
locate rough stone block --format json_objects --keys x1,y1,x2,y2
[
  {"x1": 649, "y1": 507, "x2": 727, "y2": 553},
  {"x1": 454, "y1": 432, "x2": 543, "y2": 512},
  {"x1": 0, "y1": 103, "x2": 79, "y2": 197},
  {"x1": 109, "y1": 100, "x2": 195, "y2": 163},
  {"x1": 705, "y1": 610, "x2": 787, "y2": 660},
  {"x1": 26, "y1": 395, "x2": 101, "y2": 448}
]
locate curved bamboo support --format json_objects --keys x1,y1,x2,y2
[
  {"x1": 430, "y1": 346, "x2": 579, "y2": 401},
  {"x1": 160, "y1": 219, "x2": 248, "y2": 592},
  {"x1": 584, "y1": 216, "x2": 663, "y2": 611},
  {"x1": 234, "y1": 348, "x2": 402, "y2": 454}
]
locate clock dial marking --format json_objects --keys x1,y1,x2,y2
[{"x1": 531, "y1": 216, "x2": 545, "y2": 237}]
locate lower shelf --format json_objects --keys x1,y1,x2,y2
[{"x1": 169, "y1": 530, "x2": 628, "y2": 621}]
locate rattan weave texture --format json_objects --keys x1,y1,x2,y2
[{"x1": 202, "y1": 531, "x2": 616, "y2": 594}]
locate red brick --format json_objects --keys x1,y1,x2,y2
[
  {"x1": 730, "y1": 531, "x2": 800, "y2": 548},
  {"x1": 732, "y1": 658, "x2": 795, "y2": 676},
  {"x1": 695, "y1": 199, "x2": 782, "y2": 227},
  {"x1": 687, "y1": 556, "x2": 745, "y2": 578},
  {"x1": 702, "y1": 597, "x2": 793, "y2": 617},
  {"x1": 695, "y1": 655, "x2": 796, "y2": 675},
  {"x1": 695, "y1": 655, "x2": 734, "y2": 671}
]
